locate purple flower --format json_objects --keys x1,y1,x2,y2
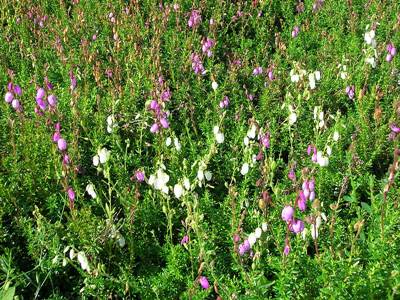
[
  {"x1": 57, "y1": 138, "x2": 67, "y2": 151},
  {"x1": 292, "y1": 26, "x2": 300, "y2": 38},
  {"x1": 63, "y1": 154, "x2": 70, "y2": 165},
  {"x1": 202, "y1": 37, "x2": 215, "y2": 57},
  {"x1": 282, "y1": 206, "x2": 294, "y2": 222},
  {"x1": 288, "y1": 169, "x2": 296, "y2": 181},
  {"x1": 260, "y1": 133, "x2": 270, "y2": 148},
  {"x1": 48, "y1": 94, "x2": 57, "y2": 107},
  {"x1": 390, "y1": 123, "x2": 400, "y2": 134},
  {"x1": 238, "y1": 243, "x2": 246, "y2": 256},
  {"x1": 11, "y1": 99, "x2": 21, "y2": 111},
  {"x1": 149, "y1": 100, "x2": 160, "y2": 111},
  {"x1": 199, "y1": 276, "x2": 209, "y2": 289},
  {"x1": 55, "y1": 122, "x2": 61, "y2": 132},
  {"x1": 161, "y1": 89, "x2": 171, "y2": 102},
  {"x1": 219, "y1": 96, "x2": 230, "y2": 108},
  {"x1": 346, "y1": 85, "x2": 355, "y2": 100},
  {"x1": 13, "y1": 85, "x2": 22, "y2": 96},
  {"x1": 309, "y1": 178, "x2": 315, "y2": 191},
  {"x1": 5, "y1": 92, "x2": 13, "y2": 103},
  {"x1": 283, "y1": 244, "x2": 290, "y2": 256},
  {"x1": 291, "y1": 219, "x2": 305, "y2": 234},
  {"x1": 70, "y1": 71, "x2": 77, "y2": 90},
  {"x1": 253, "y1": 66, "x2": 263, "y2": 76},
  {"x1": 386, "y1": 54, "x2": 393, "y2": 62},
  {"x1": 150, "y1": 123, "x2": 160, "y2": 133},
  {"x1": 190, "y1": 53, "x2": 205, "y2": 75},
  {"x1": 36, "y1": 88, "x2": 45, "y2": 100},
  {"x1": 160, "y1": 117, "x2": 169, "y2": 128},
  {"x1": 387, "y1": 43, "x2": 396, "y2": 56},
  {"x1": 36, "y1": 98, "x2": 47, "y2": 111},
  {"x1": 53, "y1": 131, "x2": 61, "y2": 142},
  {"x1": 67, "y1": 187, "x2": 75, "y2": 201},
  {"x1": 188, "y1": 10, "x2": 201, "y2": 28},
  {"x1": 309, "y1": 191, "x2": 316, "y2": 201},
  {"x1": 297, "y1": 196, "x2": 306, "y2": 211},
  {"x1": 135, "y1": 170, "x2": 145, "y2": 182},
  {"x1": 180, "y1": 235, "x2": 189, "y2": 245},
  {"x1": 268, "y1": 70, "x2": 275, "y2": 81}
]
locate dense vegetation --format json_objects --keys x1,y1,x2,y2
[{"x1": 1, "y1": 0, "x2": 400, "y2": 299}]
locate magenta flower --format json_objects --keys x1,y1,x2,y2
[
  {"x1": 13, "y1": 85, "x2": 22, "y2": 96},
  {"x1": 188, "y1": 10, "x2": 201, "y2": 28},
  {"x1": 36, "y1": 98, "x2": 47, "y2": 111},
  {"x1": 201, "y1": 37, "x2": 215, "y2": 57},
  {"x1": 292, "y1": 26, "x2": 300, "y2": 38},
  {"x1": 346, "y1": 85, "x2": 355, "y2": 100},
  {"x1": 57, "y1": 138, "x2": 67, "y2": 151},
  {"x1": 135, "y1": 170, "x2": 145, "y2": 182},
  {"x1": 67, "y1": 187, "x2": 75, "y2": 201},
  {"x1": 282, "y1": 206, "x2": 294, "y2": 222},
  {"x1": 291, "y1": 219, "x2": 305, "y2": 234},
  {"x1": 149, "y1": 100, "x2": 160, "y2": 111},
  {"x1": 63, "y1": 154, "x2": 70, "y2": 165},
  {"x1": 190, "y1": 53, "x2": 205, "y2": 75},
  {"x1": 253, "y1": 66, "x2": 263, "y2": 76},
  {"x1": 390, "y1": 123, "x2": 400, "y2": 134},
  {"x1": 199, "y1": 276, "x2": 210, "y2": 289},
  {"x1": 53, "y1": 132, "x2": 61, "y2": 143},
  {"x1": 297, "y1": 196, "x2": 306, "y2": 211},
  {"x1": 288, "y1": 169, "x2": 296, "y2": 181},
  {"x1": 260, "y1": 133, "x2": 270, "y2": 148},
  {"x1": 180, "y1": 235, "x2": 189, "y2": 245},
  {"x1": 283, "y1": 243, "x2": 290, "y2": 256}
]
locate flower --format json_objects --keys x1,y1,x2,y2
[
  {"x1": 289, "y1": 112, "x2": 297, "y2": 125},
  {"x1": 11, "y1": 99, "x2": 21, "y2": 111},
  {"x1": 107, "y1": 115, "x2": 117, "y2": 133},
  {"x1": 180, "y1": 235, "x2": 189, "y2": 245},
  {"x1": 291, "y1": 219, "x2": 305, "y2": 234},
  {"x1": 212, "y1": 81, "x2": 218, "y2": 90},
  {"x1": 98, "y1": 148, "x2": 110, "y2": 164},
  {"x1": 364, "y1": 29, "x2": 376, "y2": 48},
  {"x1": 150, "y1": 123, "x2": 160, "y2": 133},
  {"x1": 333, "y1": 131, "x2": 340, "y2": 141},
  {"x1": 292, "y1": 26, "x2": 300, "y2": 38},
  {"x1": 173, "y1": 183, "x2": 184, "y2": 198},
  {"x1": 67, "y1": 187, "x2": 75, "y2": 201},
  {"x1": 85, "y1": 183, "x2": 96, "y2": 198},
  {"x1": 135, "y1": 170, "x2": 145, "y2": 182},
  {"x1": 188, "y1": 10, "x2": 201, "y2": 28},
  {"x1": 240, "y1": 163, "x2": 249, "y2": 175},
  {"x1": 57, "y1": 138, "x2": 67, "y2": 151},
  {"x1": 48, "y1": 94, "x2": 57, "y2": 107},
  {"x1": 36, "y1": 87, "x2": 45, "y2": 100},
  {"x1": 283, "y1": 243, "x2": 290, "y2": 256},
  {"x1": 282, "y1": 206, "x2": 294, "y2": 222},
  {"x1": 199, "y1": 276, "x2": 209, "y2": 289},
  {"x1": 4, "y1": 92, "x2": 13, "y2": 103}
]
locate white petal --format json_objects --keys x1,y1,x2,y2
[
  {"x1": 166, "y1": 137, "x2": 172, "y2": 146},
  {"x1": 255, "y1": 227, "x2": 262, "y2": 238},
  {"x1": 243, "y1": 137, "x2": 249, "y2": 146},
  {"x1": 174, "y1": 138, "x2": 181, "y2": 151},
  {"x1": 213, "y1": 126, "x2": 220, "y2": 135},
  {"x1": 333, "y1": 131, "x2": 340, "y2": 142},
  {"x1": 247, "y1": 125, "x2": 257, "y2": 139},
  {"x1": 240, "y1": 163, "x2": 249, "y2": 175},
  {"x1": 215, "y1": 132, "x2": 224, "y2": 144},
  {"x1": 262, "y1": 222, "x2": 268, "y2": 232},
  {"x1": 248, "y1": 233, "x2": 257, "y2": 246},
  {"x1": 314, "y1": 71, "x2": 321, "y2": 81},
  {"x1": 174, "y1": 184, "x2": 184, "y2": 198},
  {"x1": 212, "y1": 81, "x2": 218, "y2": 90},
  {"x1": 183, "y1": 178, "x2": 190, "y2": 190},
  {"x1": 161, "y1": 185, "x2": 169, "y2": 194},
  {"x1": 326, "y1": 145, "x2": 332, "y2": 156},
  {"x1": 197, "y1": 169, "x2": 204, "y2": 181},
  {"x1": 311, "y1": 225, "x2": 318, "y2": 240},
  {"x1": 77, "y1": 251, "x2": 89, "y2": 271},
  {"x1": 204, "y1": 171, "x2": 212, "y2": 181},
  {"x1": 289, "y1": 112, "x2": 297, "y2": 125},
  {"x1": 93, "y1": 155, "x2": 99, "y2": 167}
]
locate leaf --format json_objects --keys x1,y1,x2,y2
[
  {"x1": 0, "y1": 286, "x2": 16, "y2": 300},
  {"x1": 361, "y1": 202, "x2": 371, "y2": 213}
]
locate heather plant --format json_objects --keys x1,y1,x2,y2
[{"x1": 1, "y1": 0, "x2": 400, "y2": 299}]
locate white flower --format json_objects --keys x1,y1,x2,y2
[
  {"x1": 150, "y1": 169, "x2": 170, "y2": 194},
  {"x1": 174, "y1": 183, "x2": 184, "y2": 199},
  {"x1": 340, "y1": 71, "x2": 348, "y2": 80},
  {"x1": 311, "y1": 224, "x2": 318, "y2": 239},
  {"x1": 366, "y1": 56, "x2": 376, "y2": 68},
  {"x1": 98, "y1": 148, "x2": 110, "y2": 164},
  {"x1": 148, "y1": 174, "x2": 156, "y2": 185},
  {"x1": 93, "y1": 155, "x2": 100, "y2": 166},
  {"x1": 318, "y1": 120, "x2": 325, "y2": 129},
  {"x1": 313, "y1": 106, "x2": 318, "y2": 120},
  {"x1": 326, "y1": 145, "x2": 332, "y2": 156},
  {"x1": 243, "y1": 136, "x2": 249, "y2": 146},
  {"x1": 117, "y1": 235, "x2": 126, "y2": 247},
  {"x1": 166, "y1": 137, "x2": 172, "y2": 146},
  {"x1": 240, "y1": 163, "x2": 249, "y2": 175},
  {"x1": 301, "y1": 227, "x2": 308, "y2": 240},
  {"x1": 333, "y1": 131, "x2": 340, "y2": 141},
  {"x1": 248, "y1": 232, "x2": 257, "y2": 246},
  {"x1": 174, "y1": 137, "x2": 181, "y2": 151},
  {"x1": 213, "y1": 126, "x2": 220, "y2": 135},
  {"x1": 309, "y1": 73, "x2": 316, "y2": 90},
  {"x1": 106, "y1": 115, "x2": 117, "y2": 133},
  {"x1": 197, "y1": 169, "x2": 204, "y2": 181},
  {"x1": 289, "y1": 112, "x2": 297, "y2": 125},
  {"x1": 364, "y1": 30, "x2": 376, "y2": 47},
  {"x1": 183, "y1": 177, "x2": 190, "y2": 190},
  {"x1": 254, "y1": 227, "x2": 262, "y2": 239},
  {"x1": 319, "y1": 111, "x2": 324, "y2": 121},
  {"x1": 247, "y1": 125, "x2": 257, "y2": 139},
  {"x1": 77, "y1": 251, "x2": 90, "y2": 272},
  {"x1": 205, "y1": 170, "x2": 212, "y2": 181},
  {"x1": 314, "y1": 70, "x2": 321, "y2": 81},
  {"x1": 291, "y1": 74, "x2": 300, "y2": 83},
  {"x1": 212, "y1": 81, "x2": 218, "y2": 90},
  {"x1": 317, "y1": 155, "x2": 329, "y2": 167},
  {"x1": 262, "y1": 222, "x2": 268, "y2": 232},
  {"x1": 85, "y1": 183, "x2": 96, "y2": 199},
  {"x1": 215, "y1": 132, "x2": 224, "y2": 144}
]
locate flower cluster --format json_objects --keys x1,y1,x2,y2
[
  {"x1": 190, "y1": 53, "x2": 205, "y2": 75},
  {"x1": 201, "y1": 37, "x2": 215, "y2": 57},
  {"x1": 346, "y1": 85, "x2": 355, "y2": 100},
  {"x1": 188, "y1": 10, "x2": 201, "y2": 28},
  {"x1": 386, "y1": 43, "x2": 397, "y2": 62},
  {"x1": 219, "y1": 95, "x2": 230, "y2": 109},
  {"x1": 4, "y1": 82, "x2": 22, "y2": 112},
  {"x1": 148, "y1": 77, "x2": 171, "y2": 134},
  {"x1": 238, "y1": 223, "x2": 268, "y2": 256},
  {"x1": 148, "y1": 167, "x2": 170, "y2": 194},
  {"x1": 35, "y1": 85, "x2": 57, "y2": 115}
]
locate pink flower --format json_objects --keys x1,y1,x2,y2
[
  {"x1": 67, "y1": 187, "x2": 75, "y2": 201},
  {"x1": 180, "y1": 235, "x2": 189, "y2": 245},
  {"x1": 57, "y1": 138, "x2": 67, "y2": 151},
  {"x1": 281, "y1": 206, "x2": 294, "y2": 222},
  {"x1": 199, "y1": 276, "x2": 210, "y2": 289},
  {"x1": 135, "y1": 170, "x2": 145, "y2": 182},
  {"x1": 188, "y1": 10, "x2": 201, "y2": 28},
  {"x1": 291, "y1": 219, "x2": 305, "y2": 234}
]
